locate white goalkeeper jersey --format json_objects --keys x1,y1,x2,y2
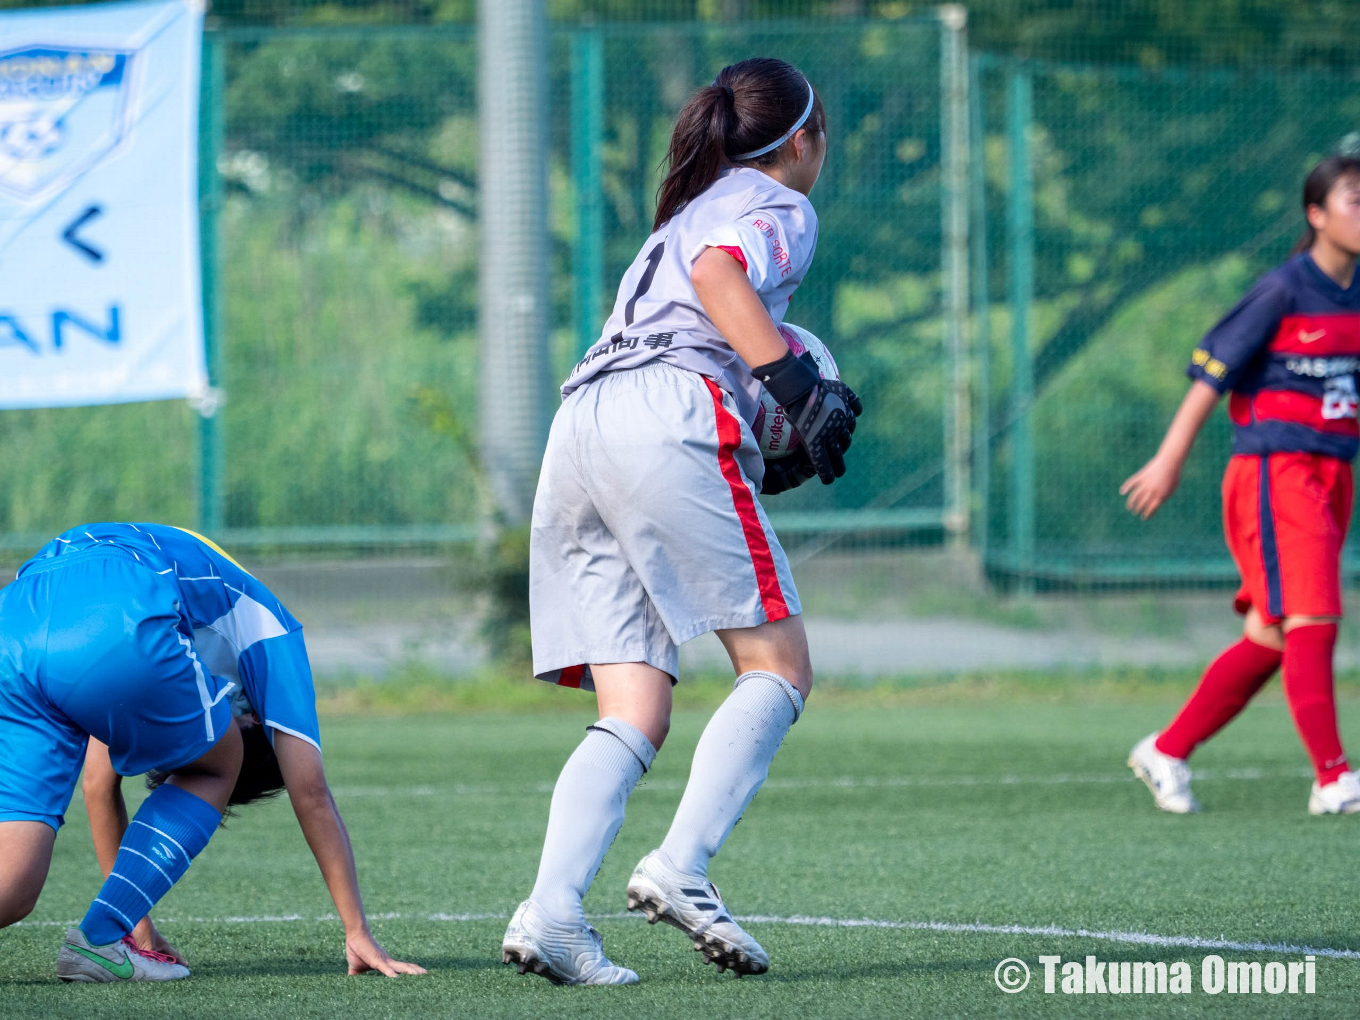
[{"x1": 561, "y1": 166, "x2": 819, "y2": 426}]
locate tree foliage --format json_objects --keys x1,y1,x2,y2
[
  {"x1": 4, "y1": 0, "x2": 1358, "y2": 562},
  {"x1": 7, "y1": 0, "x2": 1360, "y2": 69}
]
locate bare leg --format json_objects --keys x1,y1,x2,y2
[
  {"x1": 628, "y1": 617, "x2": 810, "y2": 977},
  {"x1": 658, "y1": 614, "x2": 810, "y2": 880},
  {"x1": 1244, "y1": 606, "x2": 1285, "y2": 649},
  {"x1": 0, "y1": 821, "x2": 57, "y2": 928},
  {"x1": 78, "y1": 723, "x2": 243, "y2": 947},
  {"x1": 592, "y1": 662, "x2": 674, "y2": 750},
  {"x1": 166, "y1": 721, "x2": 244, "y2": 813},
  {"x1": 1155, "y1": 605, "x2": 1285, "y2": 761},
  {"x1": 524, "y1": 663, "x2": 665, "y2": 927},
  {"x1": 716, "y1": 613, "x2": 814, "y2": 699},
  {"x1": 1281, "y1": 614, "x2": 1339, "y2": 634}
]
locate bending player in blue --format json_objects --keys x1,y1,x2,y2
[{"x1": 0, "y1": 523, "x2": 425, "y2": 982}]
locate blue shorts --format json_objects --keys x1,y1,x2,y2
[{"x1": 0, "y1": 546, "x2": 234, "y2": 831}]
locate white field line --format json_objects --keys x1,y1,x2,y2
[
  {"x1": 16, "y1": 909, "x2": 1360, "y2": 960},
  {"x1": 327, "y1": 766, "x2": 1314, "y2": 799}
]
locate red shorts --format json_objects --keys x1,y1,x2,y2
[{"x1": 1223, "y1": 452, "x2": 1353, "y2": 625}]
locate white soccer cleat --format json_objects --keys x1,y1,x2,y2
[
  {"x1": 55, "y1": 927, "x2": 190, "y2": 983},
  {"x1": 625, "y1": 849, "x2": 769, "y2": 976},
  {"x1": 500, "y1": 900, "x2": 638, "y2": 986},
  {"x1": 1128, "y1": 732, "x2": 1200, "y2": 814},
  {"x1": 1308, "y1": 771, "x2": 1360, "y2": 815}
]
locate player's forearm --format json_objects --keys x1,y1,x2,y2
[
  {"x1": 294, "y1": 793, "x2": 369, "y2": 935},
  {"x1": 691, "y1": 247, "x2": 789, "y2": 367},
  {"x1": 1154, "y1": 380, "x2": 1221, "y2": 470},
  {"x1": 275, "y1": 734, "x2": 369, "y2": 932}
]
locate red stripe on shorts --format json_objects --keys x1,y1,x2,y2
[
  {"x1": 704, "y1": 378, "x2": 790, "y2": 623},
  {"x1": 558, "y1": 664, "x2": 585, "y2": 689}
]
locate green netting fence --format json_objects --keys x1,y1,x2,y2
[
  {"x1": 3, "y1": 12, "x2": 1360, "y2": 591},
  {"x1": 974, "y1": 55, "x2": 1360, "y2": 586},
  {"x1": 0, "y1": 16, "x2": 958, "y2": 554}
]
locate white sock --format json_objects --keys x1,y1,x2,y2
[
  {"x1": 529, "y1": 716, "x2": 657, "y2": 925},
  {"x1": 659, "y1": 670, "x2": 804, "y2": 878}
]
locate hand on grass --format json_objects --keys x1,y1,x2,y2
[
  {"x1": 345, "y1": 929, "x2": 427, "y2": 976},
  {"x1": 133, "y1": 917, "x2": 186, "y2": 965},
  {"x1": 1120, "y1": 455, "x2": 1181, "y2": 520}
]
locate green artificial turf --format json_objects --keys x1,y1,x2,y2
[{"x1": 5, "y1": 692, "x2": 1360, "y2": 1018}]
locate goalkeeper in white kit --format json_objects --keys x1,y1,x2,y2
[{"x1": 501, "y1": 57, "x2": 863, "y2": 985}]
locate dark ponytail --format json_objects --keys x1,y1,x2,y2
[
  {"x1": 653, "y1": 57, "x2": 826, "y2": 231},
  {"x1": 1292, "y1": 154, "x2": 1360, "y2": 255}
]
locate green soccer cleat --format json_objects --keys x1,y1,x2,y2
[{"x1": 55, "y1": 927, "x2": 190, "y2": 983}]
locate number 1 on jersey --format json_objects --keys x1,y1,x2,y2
[{"x1": 623, "y1": 241, "x2": 665, "y2": 328}]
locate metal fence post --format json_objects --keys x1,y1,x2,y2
[
  {"x1": 939, "y1": 4, "x2": 970, "y2": 547},
  {"x1": 571, "y1": 25, "x2": 605, "y2": 358},
  {"x1": 197, "y1": 32, "x2": 224, "y2": 535},
  {"x1": 479, "y1": 0, "x2": 552, "y2": 525},
  {"x1": 1006, "y1": 62, "x2": 1035, "y2": 592},
  {"x1": 969, "y1": 52, "x2": 990, "y2": 560}
]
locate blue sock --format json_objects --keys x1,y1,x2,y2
[{"x1": 80, "y1": 784, "x2": 221, "y2": 946}]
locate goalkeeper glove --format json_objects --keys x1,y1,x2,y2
[
  {"x1": 752, "y1": 350, "x2": 863, "y2": 485},
  {"x1": 761, "y1": 446, "x2": 817, "y2": 495}
]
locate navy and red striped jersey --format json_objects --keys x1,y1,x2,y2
[{"x1": 1187, "y1": 253, "x2": 1360, "y2": 460}]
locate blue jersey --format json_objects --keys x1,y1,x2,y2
[
  {"x1": 1187, "y1": 253, "x2": 1360, "y2": 460},
  {"x1": 17, "y1": 523, "x2": 321, "y2": 752}
]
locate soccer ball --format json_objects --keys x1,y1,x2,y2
[{"x1": 752, "y1": 323, "x2": 840, "y2": 459}]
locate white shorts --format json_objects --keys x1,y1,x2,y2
[{"x1": 530, "y1": 362, "x2": 801, "y2": 689}]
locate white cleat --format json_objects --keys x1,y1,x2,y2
[
  {"x1": 1309, "y1": 771, "x2": 1360, "y2": 815},
  {"x1": 500, "y1": 900, "x2": 638, "y2": 986},
  {"x1": 1128, "y1": 733, "x2": 1200, "y2": 814},
  {"x1": 55, "y1": 927, "x2": 190, "y2": 982},
  {"x1": 625, "y1": 849, "x2": 769, "y2": 977}
]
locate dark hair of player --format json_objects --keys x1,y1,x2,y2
[
  {"x1": 1291, "y1": 154, "x2": 1360, "y2": 254},
  {"x1": 652, "y1": 57, "x2": 826, "y2": 231},
  {"x1": 145, "y1": 720, "x2": 286, "y2": 817}
]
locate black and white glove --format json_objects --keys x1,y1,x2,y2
[
  {"x1": 761, "y1": 446, "x2": 816, "y2": 496},
  {"x1": 752, "y1": 349, "x2": 864, "y2": 485}
]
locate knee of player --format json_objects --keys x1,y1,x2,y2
[
  {"x1": 644, "y1": 715, "x2": 671, "y2": 752},
  {"x1": 0, "y1": 888, "x2": 40, "y2": 927},
  {"x1": 774, "y1": 663, "x2": 813, "y2": 702},
  {"x1": 780, "y1": 628, "x2": 815, "y2": 698},
  {"x1": 1283, "y1": 615, "x2": 1341, "y2": 634}
]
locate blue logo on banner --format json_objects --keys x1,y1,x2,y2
[{"x1": 0, "y1": 47, "x2": 133, "y2": 200}]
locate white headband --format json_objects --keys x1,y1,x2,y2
[{"x1": 731, "y1": 82, "x2": 816, "y2": 161}]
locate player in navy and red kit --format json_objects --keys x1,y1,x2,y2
[{"x1": 1123, "y1": 156, "x2": 1360, "y2": 815}]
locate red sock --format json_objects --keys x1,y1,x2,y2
[
  {"x1": 1282, "y1": 623, "x2": 1348, "y2": 786},
  {"x1": 1155, "y1": 638, "x2": 1281, "y2": 760}
]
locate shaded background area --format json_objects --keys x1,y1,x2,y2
[{"x1": 4, "y1": 0, "x2": 1360, "y2": 677}]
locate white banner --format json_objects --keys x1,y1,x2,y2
[{"x1": 0, "y1": 0, "x2": 207, "y2": 409}]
